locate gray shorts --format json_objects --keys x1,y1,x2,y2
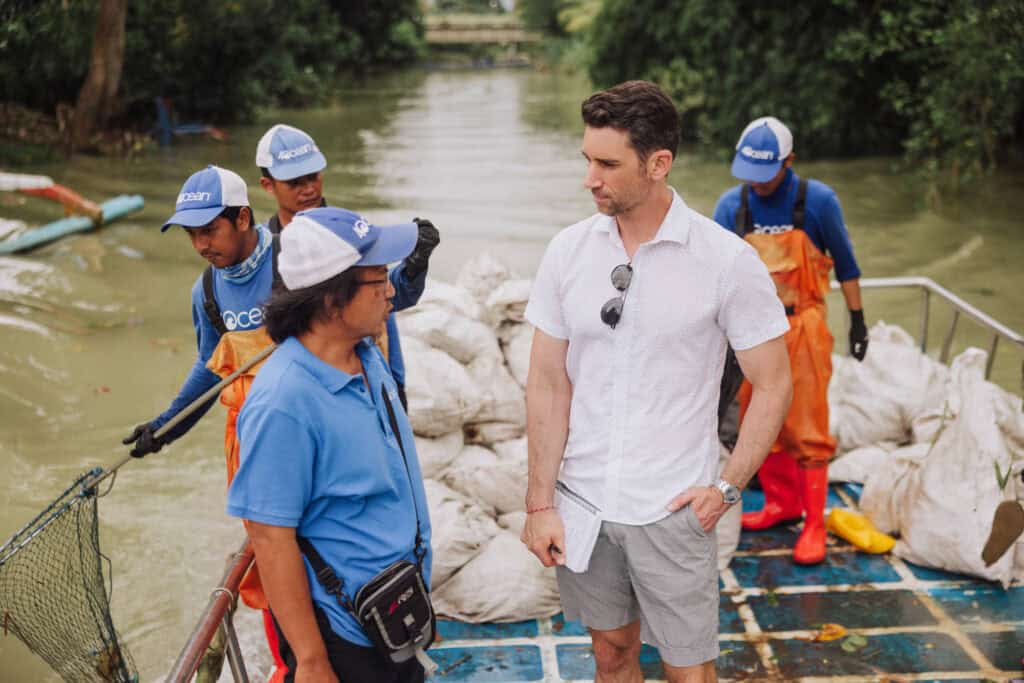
[{"x1": 556, "y1": 505, "x2": 719, "y2": 668}]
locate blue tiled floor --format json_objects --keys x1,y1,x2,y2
[{"x1": 430, "y1": 484, "x2": 1024, "y2": 681}]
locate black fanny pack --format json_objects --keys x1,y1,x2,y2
[{"x1": 298, "y1": 384, "x2": 436, "y2": 675}]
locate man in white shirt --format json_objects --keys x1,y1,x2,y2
[{"x1": 522, "y1": 80, "x2": 793, "y2": 682}]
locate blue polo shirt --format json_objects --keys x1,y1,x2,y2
[
  {"x1": 227, "y1": 336, "x2": 432, "y2": 647},
  {"x1": 712, "y1": 169, "x2": 862, "y2": 282}
]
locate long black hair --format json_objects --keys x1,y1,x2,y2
[{"x1": 264, "y1": 268, "x2": 361, "y2": 343}]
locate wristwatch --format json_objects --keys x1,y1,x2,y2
[{"x1": 714, "y1": 479, "x2": 742, "y2": 505}]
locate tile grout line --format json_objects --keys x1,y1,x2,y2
[{"x1": 722, "y1": 566, "x2": 783, "y2": 681}]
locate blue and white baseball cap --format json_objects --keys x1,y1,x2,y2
[
  {"x1": 278, "y1": 207, "x2": 417, "y2": 290},
  {"x1": 730, "y1": 117, "x2": 793, "y2": 183},
  {"x1": 161, "y1": 165, "x2": 249, "y2": 232},
  {"x1": 255, "y1": 124, "x2": 327, "y2": 181}
]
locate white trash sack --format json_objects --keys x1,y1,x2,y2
[
  {"x1": 443, "y1": 444, "x2": 527, "y2": 516},
  {"x1": 501, "y1": 323, "x2": 533, "y2": 389},
  {"x1": 423, "y1": 480, "x2": 501, "y2": 589},
  {"x1": 416, "y1": 277, "x2": 485, "y2": 321},
  {"x1": 859, "y1": 348, "x2": 1024, "y2": 587},
  {"x1": 466, "y1": 353, "x2": 526, "y2": 427},
  {"x1": 402, "y1": 337, "x2": 481, "y2": 437},
  {"x1": 829, "y1": 322, "x2": 948, "y2": 454},
  {"x1": 484, "y1": 278, "x2": 532, "y2": 326},
  {"x1": 456, "y1": 253, "x2": 513, "y2": 304},
  {"x1": 432, "y1": 530, "x2": 561, "y2": 623},
  {"x1": 398, "y1": 307, "x2": 499, "y2": 364},
  {"x1": 414, "y1": 431, "x2": 464, "y2": 480}
]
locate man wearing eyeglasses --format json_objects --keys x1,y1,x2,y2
[{"x1": 521, "y1": 81, "x2": 793, "y2": 682}]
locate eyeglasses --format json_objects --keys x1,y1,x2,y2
[{"x1": 600, "y1": 263, "x2": 632, "y2": 329}]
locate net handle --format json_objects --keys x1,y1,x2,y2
[{"x1": 86, "y1": 343, "x2": 278, "y2": 490}]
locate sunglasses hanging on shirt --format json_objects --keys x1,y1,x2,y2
[{"x1": 600, "y1": 263, "x2": 633, "y2": 329}]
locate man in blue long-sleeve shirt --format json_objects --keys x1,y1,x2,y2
[
  {"x1": 256, "y1": 123, "x2": 438, "y2": 404},
  {"x1": 713, "y1": 117, "x2": 867, "y2": 565}
]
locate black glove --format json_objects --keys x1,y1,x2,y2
[
  {"x1": 849, "y1": 309, "x2": 868, "y2": 361},
  {"x1": 122, "y1": 422, "x2": 165, "y2": 458},
  {"x1": 404, "y1": 218, "x2": 440, "y2": 280}
]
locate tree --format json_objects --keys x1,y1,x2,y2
[{"x1": 67, "y1": 0, "x2": 126, "y2": 153}]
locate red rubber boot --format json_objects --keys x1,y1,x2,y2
[
  {"x1": 794, "y1": 465, "x2": 829, "y2": 565},
  {"x1": 742, "y1": 451, "x2": 803, "y2": 530}
]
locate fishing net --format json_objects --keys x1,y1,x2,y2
[{"x1": 0, "y1": 467, "x2": 137, "y2": 683}]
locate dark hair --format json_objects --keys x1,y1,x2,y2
[
  {"x1": 259, "y1": 167, "x2": 272, "y2": 180},
  {"x1": 581, "y1": 80, "x2": 681, "y2": 161},
  {"x1": 264, "y1": 268, "x2": 361, "y2": 343},
  {"x1": 219, "y1": 206, "x2": 251, "y2": 228}
]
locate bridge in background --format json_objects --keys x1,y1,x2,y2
[{"x1": 424, "y1": 13, "x2": 542, "y2": 45}]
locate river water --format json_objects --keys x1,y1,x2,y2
[{"x1": 1, "y1": 68, "x2": 1022, "y2": 682}]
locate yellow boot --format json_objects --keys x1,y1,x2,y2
[{"x1": 826, "y1": 509, "x2": 895, "y2": 554}]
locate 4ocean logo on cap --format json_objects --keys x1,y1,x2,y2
[
  {"x1": 353, "y1": 218, "x2": 370, "y2": 239},
  {"x1": 276, "y1": 143, "x2": 318, "y2": 161},
  {"x1": 740, "y1": 145, "x2": 775, "y2": 161},
  {"x1": 177, "y1": 191, "x2": 212, "y2": 204}
]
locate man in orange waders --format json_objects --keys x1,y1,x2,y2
[{"x1": 713, "y1": 117, "x2": 868, "y2": 564}]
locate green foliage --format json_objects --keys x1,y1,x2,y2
[
  {"x1": 585, "y1": 0, "x2": 1024, "y2": 184},
  {"x1": 517, "y1": 0, "x2": 600, "y2": 36},
  {"x1": 518, "y1": 0, "x2": 568, "y2": 35},
  {"x1": 0, "y1": 0, "x2": 424, "y2": 126}
]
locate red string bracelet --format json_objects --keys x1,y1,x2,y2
[{"x1": 526, "y1": 505, "x2": 556, "y2": 514}]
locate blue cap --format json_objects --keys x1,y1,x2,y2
[
  {"x1": 255, "y1": 124, "x2": 327, "y2": 181},
  {"x1": 278, "y1": 207, "x2": 418, "y2": 290},
  {"x1": 161, "y1": 165, "x2": 249, "y2": 232},
  {"x1": 730, "y1": 117, "x2": 793, "y2": 183}
]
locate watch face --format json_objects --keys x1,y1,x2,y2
[{"x1": 718, "y1": 481, "x2": 741, "y2": 504}]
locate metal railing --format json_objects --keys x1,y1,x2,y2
[
  {"x1": 832, "y1": 276, "x2": 1024, "y2": 386},
  {"x1": 168, "y1": 539, "x2": 254, "y2": 683}
]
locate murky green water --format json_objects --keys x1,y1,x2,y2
[{"x1": 1, "y1": 68, "x2": 1022, "y2": 682}]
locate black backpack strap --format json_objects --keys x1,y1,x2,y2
[
  {"x1": 202, "y1": 266, "x2": 228, "y2": 335},
  {"x1": 296, "y1": 536, "x2": 357, "y2": 615},
  {"x1": 736, "y1": 185, "x2": 754, "y2": 236},
  {"x1": 271, "y1": 233, "x2": 282, "y2": 290},
  {"x1": 267, "y1": 213, "x2": 282, "y2": 235},
  {"x1": 792, "y1": 178, "x2": 808, "y2": 230}
]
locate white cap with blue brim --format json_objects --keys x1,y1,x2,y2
[{"x1": 278, "y1": 207, "x2": 417, "y2": 290}]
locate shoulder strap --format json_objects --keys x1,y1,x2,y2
[
  {"x1": 380, "y1": 384, "x2": 426, "y2": 567},
  {"x1": 792, "y1": 178, "x2": 808, "y2": 230},
  {"x1": 202, "y1": 266, "x2": 228, "y2": 335},
  {"x1": 271, "y1": 233, "x2": 282, "y2": 290},
  {"x1": 296, "y1": 536, "x2": 357, "y2": 615},
  {"x1": 736, "y1": 185, "x2": 754, "y2": 236},
  {"x1": 298, "y1": 382, "x2": 426, "y2": 611},
  {"x1": 267, "y1": 213, "x2": 282, "y2": 235}
]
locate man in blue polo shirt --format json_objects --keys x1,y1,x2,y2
[
  {"x1": 229, "y1": 207, "x2": 432, "y2": 683},
  {"x1": 255, "y1": 124, "x2": 439, "y2": 407},
  {"x1": 713, "y1": 117, "x2": 868, "y2": 565}
]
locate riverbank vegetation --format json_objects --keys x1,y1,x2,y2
[
  {"x1": 0, "y1": 0, "x2": 423, "y2": 156},
  {"x1": 4, "y1": 0, "x2": 1023, "y2": 188},
  {"x1": 521, "y1": 0, "x2": 1024, "y2": 188}
]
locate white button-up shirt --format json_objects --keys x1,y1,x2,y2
[{"x1": 525, "y1": 189, "x2": 789, "y2": 525}]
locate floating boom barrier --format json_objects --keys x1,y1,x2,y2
[{"x1": 0, "y1": 172, "x2": 144, "y2": 255}]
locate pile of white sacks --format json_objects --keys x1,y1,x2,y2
[
  {"x1": 403, "y1": 254, "x2": 1024, "y2": 623},
  {"x1": 828, "y1": 323, "x2": 1024, "y2": 587},
  {"x1": 401, "y1": 254, "x2": 742, "y2": 622}
]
